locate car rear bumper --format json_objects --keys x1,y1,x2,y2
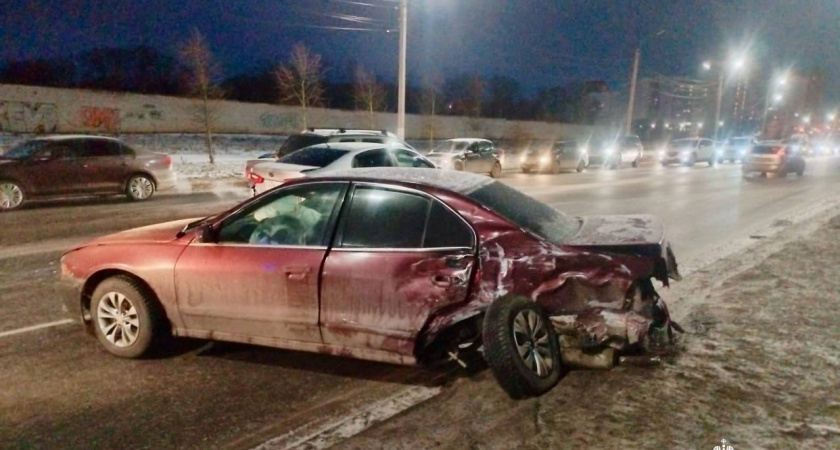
[
  {"x1": 742, "y1": 162, "x2": 782, "y2": 173},
  {"x1": 152, "y1": 169, "x2": 177, "y2": 191}
]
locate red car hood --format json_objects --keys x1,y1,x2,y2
[
  {"x1": 565, "y1": 214, "x2": 664, "y2": 246},
  {"x1": 75, "y1": 218, "x2": 199, "y2": 249}
]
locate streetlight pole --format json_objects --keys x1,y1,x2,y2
[
  {"x1": 625, "y1": 48, "x2": 641, "y2": 135},
  {"x1": 396, "y1": 0, "x2": 408, "y2": 140},
  {"x1": 713, "y1": 72, "x2": 724, "y2": 141}
]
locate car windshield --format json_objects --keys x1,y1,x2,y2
[
  {"x1": 467, "y1": 181, "x2": 580, "y2": 244},
  {"x1": 278, "y1": 135, "x2": 329, "y2": 157},
  {"x1": 431, "y1": 141, "x2": 470, "y2": 153},
  {"x1": 671, "y1": 139, "x2": 697, "y2": 149},
  {"x1": 278, "y1": 146, "x2": 348, "y2": 167},
  {"x1": 0, "y1": 140, "x2": 49, "y2": 160}
]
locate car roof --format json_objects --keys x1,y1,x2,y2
[
  {"x1": 303, "y1": 128, "x2": 395, "y2": 137},
  {"x1": 33, "y1": 135, "x2": 121, "y2": 142},
  {"x1": 447, "y1": 138, "x2": 489, "y2": 143},
  {"x1": 308, "y1": 167, "x2": 494, "y2": 195},
  {"x1": 301, "y1": 142, "x2": 412, "y2": 155}
]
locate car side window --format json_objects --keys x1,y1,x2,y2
[
  {"x1": 216, "y1": 183, "x2": 345, "y2": 246},
  {"x1": 424, "y1": 202, "x2": 474, "y2": 248},
  {"x1": 340, "y1": 187, "x2": 429, "y2": 248},
  {"x1": 362, "y1": 138, "x2": 385, "y2": 143},
  {"x1": 353, "y1": 148, "x2": 394, "y2": 168},
  {"x1": 338, "y1": 138, "x2": 357, "y2": 143},
  {"x1": 41, "y1": 142, "x2": 76, "y2": 160},
  {"x1": 394, "y1": 149, "x2": 434, "y2": 168}
]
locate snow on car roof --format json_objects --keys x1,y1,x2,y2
[
  {"x1": 309, "y1": 167, "x2": 494, "y2": 194},
  {"x1": 34, "y1": 134, "x2": 121, "y2": 142},
  {"x1": 448, "y1": 138, "x2": 489, "y2": 143}
]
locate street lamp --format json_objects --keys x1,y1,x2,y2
[
  {"x1": 396, "y1": 0, "x2": 408, "y2": 140},
  {"x1": 705, "y1": 57, "x2": 746, "y2": 141},
  {"x1": 762, "y1": 73, "x2": 789, "y2": 136},
  {"x1": 625, "y1": 29, "x2": 666, "y2": 135}
]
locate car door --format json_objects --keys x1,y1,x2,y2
[
  {"x1": 320, "y1": 183, "x2": 476, "y2": 357},
  {"x1": 478, "y1": 141, "x2": 496, "y2": 172},
  {"x1": 173, "y1": 182, "x2": 348, "y2": 342},
  {"x1": 24, "y1": 141, "x2": 87, "y2": 195},
  {"x1": 78, "y1": 139, "x2": 132, "y2": 192},
  {"x1": 463, "y1": 142, "x2": 483, "y2": 173},
  {"x1": 699, "y1": 139, "x2": 714, "y2": 161}
]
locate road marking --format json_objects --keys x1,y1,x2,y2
[
  {"x1": 252, "y1": 385, "x2": 442, "y2": 450},
  {"x1": 0, "y1": 319, "x2": 74, "y2": 338}
]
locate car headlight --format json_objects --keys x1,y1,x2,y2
[
  {"x1": 539, "y1": 156, "x2": 550, "y2": 164},
  {"x1": 605, "y1": 148, "x2": 615, "y2": 155},
  {"x1": 658, "y1": 150, "x2": 665, "y2": 158},
  {"x1": 519, "y1": 155, "x2": 527, "y2": 163}
]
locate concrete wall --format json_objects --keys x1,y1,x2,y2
[{"x1": 0, "y1": 84, "x2": 607, "y2": 142}]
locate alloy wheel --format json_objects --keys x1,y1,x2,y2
[
  {"x1": 129, "y1": 177, "x2": 154, "y2": 200},
  {"x1": 0, "y1": 182, "x2": 24, "y2": 210},
  {"x1": 512, "y1": 309, "x2": 554, "y2": 378},
  {"x1": 97, "y1": 292, "x2": 140, "y2": 347}
]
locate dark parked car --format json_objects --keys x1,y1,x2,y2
[
  {"x1": 59, "y1": 168, "x2": 681, "y2": 399},
  {"x1": 0, "y1": 135, "x2": 175, "y2": 211}
]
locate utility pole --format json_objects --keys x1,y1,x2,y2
[
  {"x1": 397, "y1": 0, "x2": 407, "y2": 140},
  {"x1": 624, "y1": 48, "x2": 641, "y2": 135},
  {"x1": 713, "y1": 73, "x2": 724, "y2": 141}
]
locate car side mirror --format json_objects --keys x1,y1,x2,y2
[{"x1": 200, "y1": 224, "x2": 217, "y2": 243}]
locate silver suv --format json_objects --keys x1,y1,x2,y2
[{"x1": 425, "y1": 138, "x2": 502, "y2": 177}]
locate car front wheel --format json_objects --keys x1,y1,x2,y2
[
  {"x1": 483, "y1": 295, "x2": 563, "y2": 399},
  {"x1": 0, "y1": 181, "x2": 25, "y2": 211},
  {"x1": 91, "y1": 276, "x2": 168, "y2": 358},
  {"x1": 126, "y1": 175, "x2": 155, "y2": 201}
]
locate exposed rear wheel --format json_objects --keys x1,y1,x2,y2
[
  {"x1": 483, "y1": 295, "x2": 563, "y2": 399},
  {"x1": 91, "y1": 276, "x2": 168, "y2": 358},
  {"x1": 126, "y1": 175, "x2": 155, "y2": 201},
  {"x1": 0, "y1": 181, "x2": 25, "y2": 211}
]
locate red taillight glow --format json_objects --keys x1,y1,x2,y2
[
  {"x1": 775, "y1": 147, "x2": 786, "y2": 156},
  {"x1": 163, "y1": 155, "x2": 172, "y2": 168},
  {"x1": 249, "y1": 172, "x2": 265, "y2": 184}
]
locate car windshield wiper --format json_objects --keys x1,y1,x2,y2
[{"x1": 177, "y1": 216, "x2": 212, "y2": 238}]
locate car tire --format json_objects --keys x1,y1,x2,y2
[
  {"x1": 796, "y1": 167, "x2": 804, "y2": 177},
  {"x1": 631, "y1": 157, "x2": 638, "y2": 168},
  {"x1": 126, "y1": 174, "x2": 156, "y2": 202},
  {"x1": 576, "y1": 160, "x2": 585, "y2": 173},
  {"x1": 708, "y1": 157, "x2": 716, "y2": 167},
  {"x1": 90, "y1": 276, "x2": 168, "y2": 359},
  {"x1": 522, "y1": 168, "x2": 531, "y2": 174},
  {"x1": 483, "y1": 295, "x2": 563, "y2": 399},
  {"x1": 686, "y1": 154, "x2": 697, "y2": 167},
  {"x1": 490, "y1": 162, "x2": 502, "y2": 178},
  {"x1": 0, "y1": 180, "x2": 25, "y2": 212},
  {"x1": 453, "y1": 161, "x2": 465, "y2": 172}
]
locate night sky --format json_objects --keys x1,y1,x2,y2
[{"x1": 1, "y1": 0, "x2": 838, "y2": 102}]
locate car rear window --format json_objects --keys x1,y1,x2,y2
[
  {"x1": 467, "y1": 181, "x2": 579, "y2": 244},
  {"x1": 278, "y1": 135, "x2": 329, "y2": 156},
  {"x1": 279, "y1": 147, "x2": 348, "y2": 167},
  {"x1": 752, "y1": 145, "x2": 781, "y2": 154}
]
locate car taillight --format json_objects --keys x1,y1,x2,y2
[
  {"x1": 775, "y1": 147, "x2": 786, "y2": 156},
  {"x1": 163, "y1": 155, "x2": 172, "y2": 168},
  {"x1": 249, "y1": 172, "x2": 265, "y2": 184}
]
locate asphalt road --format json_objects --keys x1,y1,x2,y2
[{"x1": 2, "y1": 157, "x2": 839, "y2": 449}]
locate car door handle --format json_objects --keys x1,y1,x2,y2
[
  {"x1": 432, "y1": 275, "x2": 452, "y2": 287},
  {"x1": 445, "y1": 254, "x2": 471, "y2": 267},
  {"x1": 285, "y1": 266, "x2": 310, "y2": 281}
]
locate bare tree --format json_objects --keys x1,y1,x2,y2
[
  {"x1": 275, "y1": 43, "x2": 325, "y2": 129},
  {"x1": 353, "y1": 67, "x2": 387, "y2": 128},
  {"x1": 178, "y1": 29, "x2": 223, "y2": 164},
  {"x1": 418, "y1": 73, "x2": 443, "y2": 147}
]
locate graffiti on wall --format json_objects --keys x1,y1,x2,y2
[
  {"x1": 259, "y1": 112, "x2": 299, "y2": 131},
  {"x1": 123, "y1": 104, "x2": 164, "y2": 122},
  {"x1": 80, "y1": 106, "x2": 121, "y2": 132},
  {"x1": 0, "y1": 101, "x2": 59, "y2": 133}
]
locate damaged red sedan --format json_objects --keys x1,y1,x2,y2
[{"x1": 59, "y1": 168, "x2": 681, "y2": 399}]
